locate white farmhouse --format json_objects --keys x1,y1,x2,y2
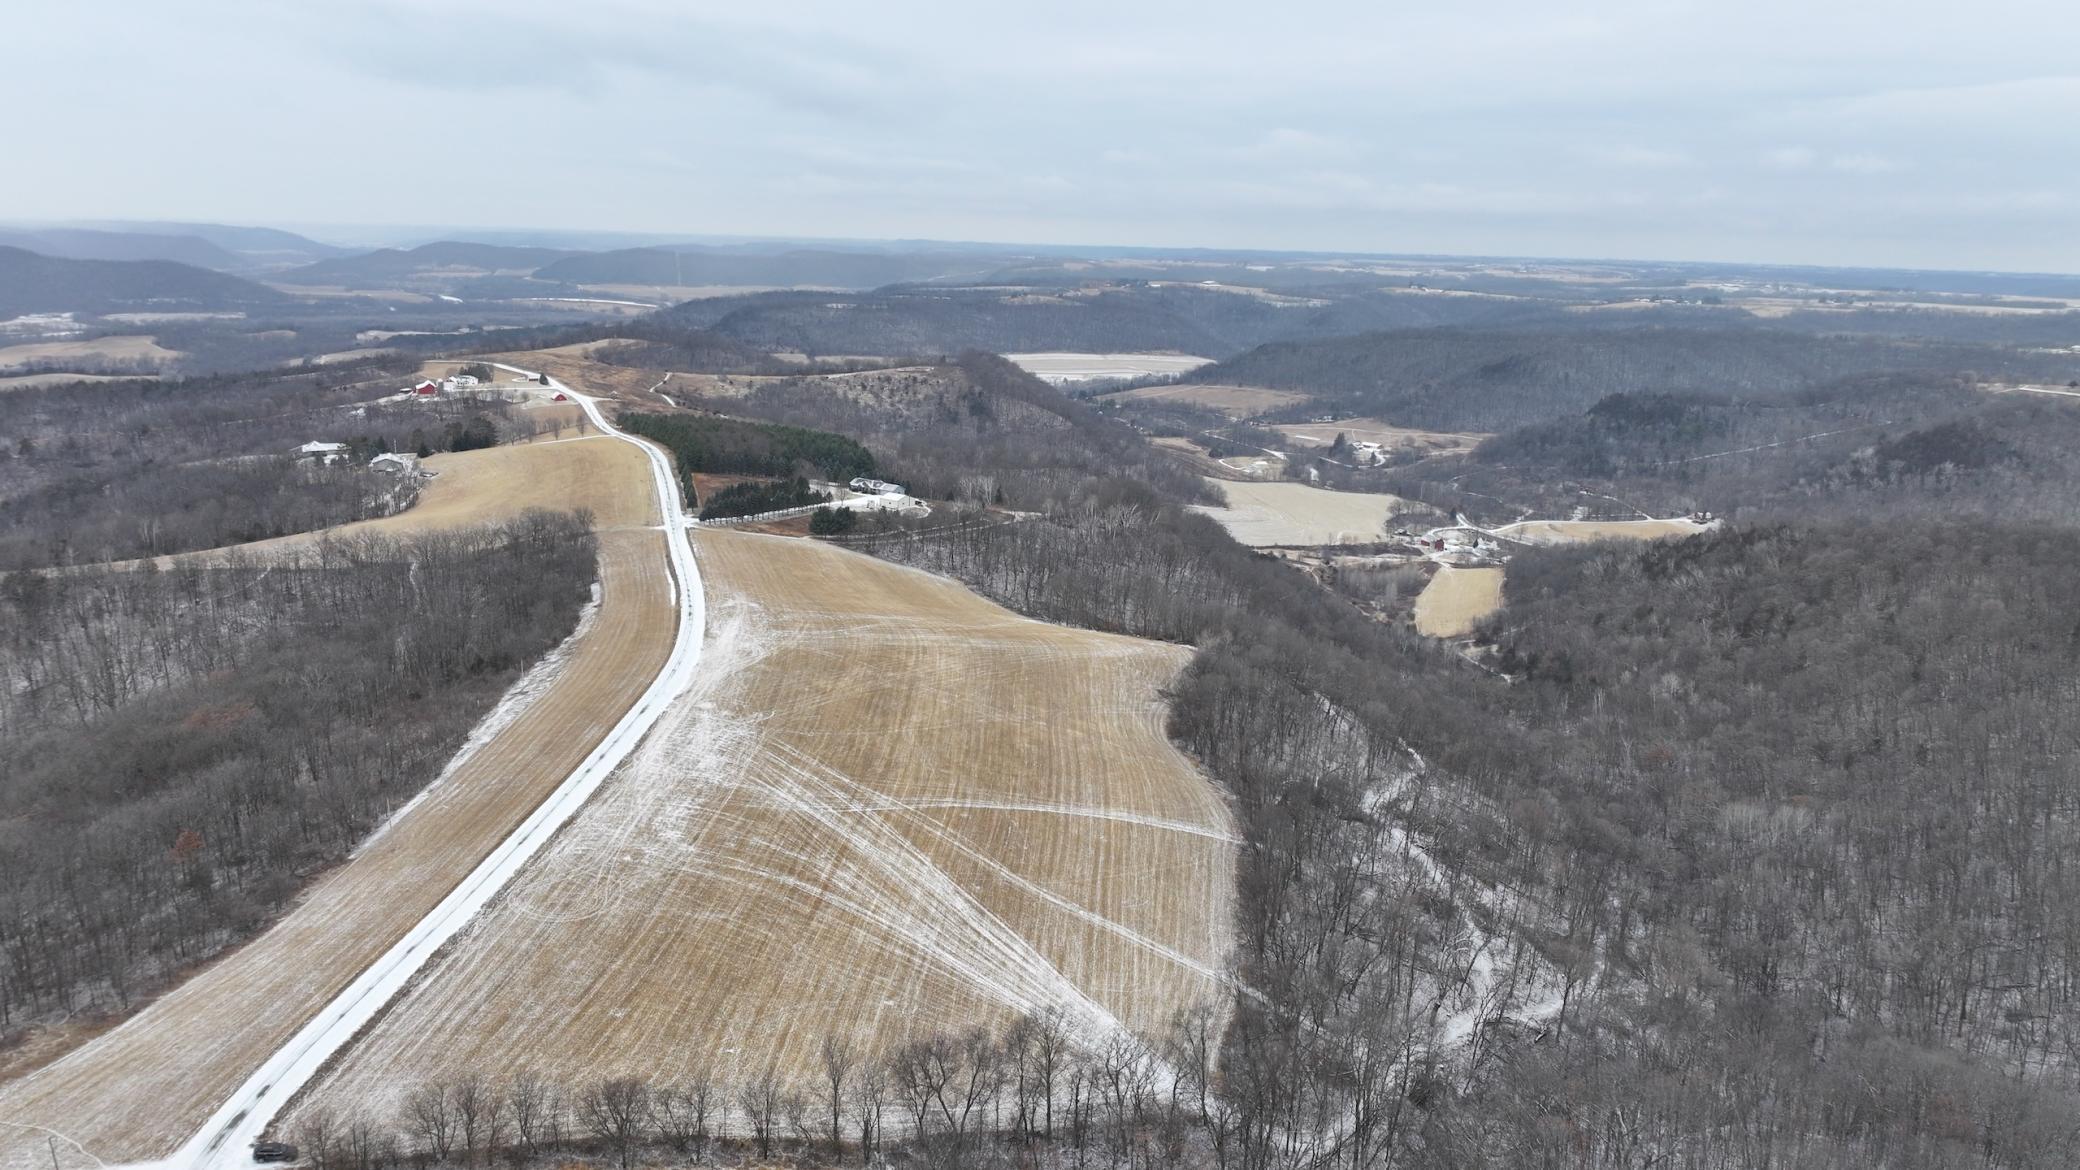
[{"x1": 296, "y1": 440, "x2": 350, "y2": 465}]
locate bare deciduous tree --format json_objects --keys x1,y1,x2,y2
[
  {"x1": 506, "y1": 1073, "x2": 551, "y2": 1159},
  {"x1": 819, "y1": 1030, "x2": 858, "y2": 1160},
  {"x1": 739, "y1": 1069, "x2": 781, "y2": 1161},
  {"x1": 579, "y1": 1078, "x2": 649, "y2": 1170},
  {"x1": 402, "y1": 1080, "x2": 456, "y2": 1163}
]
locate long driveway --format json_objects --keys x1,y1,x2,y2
[{"x1": 0, "y1": 371, "x2": 702, "y2": 1170}]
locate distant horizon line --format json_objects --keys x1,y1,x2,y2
[{"x1": 10, "y1": 215, "x2": 2080, "y2": 283}]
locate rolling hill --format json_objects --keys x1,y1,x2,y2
[
  {"x1": 535, "y1": 246, "x2": 1008, "y2": 289},
  {"x1": 1180, "y1": 325, "x2": 2074, "y2": 430},
  {"x1": 0, "y1": 228, "x2": 247, "y2": 272},
  {"x1": 274, "y1": 241, "x2": 583, "y2": 287},
  {"x1": 76, "y1": 221, "x2": 355, "y2": 269},
  {"x1": 0, "y1": 246, "x2": 291, "y2": 317}
]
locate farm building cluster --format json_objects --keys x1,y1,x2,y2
[
  {"x1": 292, "y1": 442, "x2": 421, "y2": 475},
  {"x1": 395, "y1": 369, "x2": 553, "y2": 399},
  {"x1": 1344, "y1": 440, "x2": 1390, "y2": 466},
  {"x1": 847, "y1": 477, "x2": 909, "y2": 496}
]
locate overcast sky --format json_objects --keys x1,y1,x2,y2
[{"x1": 9, "y1": 0, "x2": 2078, "y2": 271}]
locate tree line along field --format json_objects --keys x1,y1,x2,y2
[
  {"x1": 81, "y1": 436, "x2": 650, "y2": 573},
  {"x1": 0, "y1": 430, "x2": 674, "y2": 1169},
  {"x1": 284, "y1": 528, "x2": 1236, "y2": 1131}
]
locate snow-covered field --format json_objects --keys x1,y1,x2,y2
[
  {"x1": 1003, "y1": 352, "x2": 1214, "y2": 384},
  {"x1": 0, "y1": 372, "x2": 137, "y2": 391},
  {"x1": 1191, "y1": 477, "x2": 1407, "y2": 546},
  {"x1": 0, "y1": 334, "x2": 180, "y2": 369},
  {"x1": 1494, "y1": 517, "x2": 1711, "y2": 545}
]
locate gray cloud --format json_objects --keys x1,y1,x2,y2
[{"x1": 7, "y1": 0, "x2": 2079, "y2": 270}]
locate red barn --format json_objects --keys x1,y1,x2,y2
[
  {"x1": 552, "y1": 392, "x2": 569, "y2": 402},
  {"x1": 413, "y1": 380, "x2": 440, "y2": 396}
]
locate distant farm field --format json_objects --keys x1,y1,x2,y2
[
  {"x1": 1190, "y1": 477, "x2": 1407, "y2": 546},
  {"x1": 1272, "y1": 416, "x2": 1490, "y2": 454},
  {"x1": 287, "y1": 529, "x2": 1236, "y2": 1122},
  {"x1": 1004, "y1": 352, "x2": 1214, "y2": 383},
  {"x1": 1496, "y1": 518, "x2": 1709, "y2": 545},
  {"x1": 1105, "y1": 382, "x2": 1311, "y2": 416},
  {"x1": 1400, "y1": 521, "x2": 1707, "y2": 639},
  {"x1": 0, "y1": 372, "x2": 140, "y2": 391},
  {"x1": 1413, "y1": 566, "x2": 1506, "y2": 637},
  {"x1": 577, "y1": 283, "x2": 794, "y2": 302},
  {"x1": 0, "y1": 335, "x2": 181, "y2": 370}
]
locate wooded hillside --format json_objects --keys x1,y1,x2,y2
[{"x1": 0, "y1": 513, "x2": 597, "y2": 1025}]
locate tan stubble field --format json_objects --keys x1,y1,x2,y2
[{"x1": 287, "y1": 529, "x2": 1238, "y2": 1125}]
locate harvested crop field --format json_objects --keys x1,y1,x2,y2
[
  {"x1": 487, "y1": 348, "x2": 677, "y2": 408},
  {"x1": 354, "y1": 438, "x2": 653, "y2": 529},
  {"x1": 0, "y1": 436, "x2": 673, "y2": 1170},
  {"x1": 129, "y1": 439, "x2": 656, "y2": 572},
  {"x1": 0, "y1": 335, "x2": 181, "y2": 370},
  {"x1": 1496, "y1": 518, "x2": 1709, "y2": 545},
  {"x1": 1272, "y1": 417, "x2": 1489, "y2": 455},
  {"x1": 515, "y1": 400, "x2": 588, "y2": 432},
  {"x1": 1191, "y1": 477, "x2": 1407, "y2": 546},
  {"x1": 1412, "y1": 566, "x2": 1506, "y2": 637},
  {"x1": 1105, "y1": 382, "x2": 1310, "y2": 416},
  {"x1": 286, "y1": 530, "x2": 1236, "y2": 1122},
  {"x1": 95, "y1": 438, "x2": 651, "y2": 576},
  {"x1": 1004, "y1": 352, "x2": 1214, "y2": 383}
]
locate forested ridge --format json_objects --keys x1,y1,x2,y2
[
  {"x1": 617, "y1": 412, "x2": 877, "y2": 484},
  {"x1": 1350, "y1": 376, "x2": 2080, "y2": 530},
  {"x1": 0, "y1": 246, "x2": 288, "y2": 317},
  {"x1": 602, "y1": 334, "x2": 2080, "y2": 1170},
  {"x1": 826, "y1": 351, "x2": 2080, "y2": 1166},
  {"x1": 643, "y1": 283, "x2": 1569, "y2": 360},
  {"x1": 0, "y1": 361, "x2": 554, "y2": 570},
  {"x1": 1182, "y1": 325, "x2": 2078, "y2": 431},
  {"x1": 0, "y1": 512, "x2": 597, "y2": 1025}
]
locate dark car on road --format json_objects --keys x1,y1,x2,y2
[{"x1": 252, "y1": 1142, "x2": 298, "y2": 1163}]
